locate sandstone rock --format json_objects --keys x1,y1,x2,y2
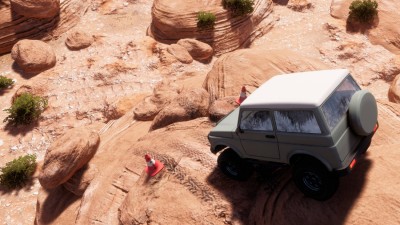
[
  {"x1": 167, "y1": 44, "x2": 193, "y2": 64},
  {"x1": 10, "y1": 0, "x2": 60, "y2": 18},
  {"x1": 133, "y1": 81, "x2": 181, "y2": 121},
  {"x1": 389, "y1": 74, "x2": 400, "y2": 103},
  {"x1": 177, "y1": 39, "x2": 213, "y2": 61},
  {"x1": 35, "y1": 186, "x2": 80, "y2": 225},
  {"x1": 331, "y1": 0, "x2": 400, "y2": 55},
  {"x1": 203, "y1": 49, "x2": 328, "y2": 101},
  {"x1": 150, "y1": 88, "x2": 210, "y2": 130},
  {"x1": 103, "y1": 94, "x2": 148, "y2": 121},
  {"x1": 11, "y1": 40, "x2": 56, "y2": 74},
  {"x1": 288, "y1": 0, "x2": 313, "y2": 12},
  {"x1": 39, "y1": 127, "x2": 100, "y2": 189},
  {"x1": 11, "y1": 84, "x2": 47, "y2": 103},
  {"x1": 0, "y1": 0, "x2": 90, "y2": 55},
  {"x1": 149, "y1": 0, "x2": 275, "y2": 55},
  {"x1": 63, "y1": 164, "x2": 98, "y2": 196},
  {"x1": 65, "y1": 30, "x2": 94, "y2": 50},
  {"x1": 208, "y1": 96, "x2": 238, "y2": 122}
]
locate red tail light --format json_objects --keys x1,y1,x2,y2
[
  {"x1": 349, "y1": 159, "x2": 357, "y2": 170},
  {"x1": 373, "y1": 123, "x2": 379, "y2": 132}
]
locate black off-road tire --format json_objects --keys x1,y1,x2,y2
[
  {"x1": 217, "y1": 149, "x2": 253, "y2": 181},
  {"x1": 293, "y1": 159, "x2": 339, "y2": 201}
]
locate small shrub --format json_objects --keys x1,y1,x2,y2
[
  {"x1": 0, "y1": 154, "x2": 37, "y2": 189},
  {"x1": 0, "y1": 76, "x2": 14, "y2": 90},
  {"x1": 349, "y1": 0, "x2": 378, "y2": 23},
  {"x1": 3, "y1": 93, "x2": 48, "y2": 126},
  {"x1": 223, "y1": 0, "x2": 254, "y2": 17},
  {"x1": 197, "y1": 11, "x2": 216, "y2": 29}
]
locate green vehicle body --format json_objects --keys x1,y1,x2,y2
[{"x1": 208, "y1": 69, "x2": 378, "y2": 200}]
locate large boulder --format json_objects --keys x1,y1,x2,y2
[
  {"x1": 389, "y1": 74, "x2": 400, "y2": 103},
  {"x1": 208, "y1": 96, "x2": 238, "y2": 122},
  {"x1": 203, "y1": 48, "x2": 329, "y2": 101},
  {"x1": 10, "y1": 0, "x2": 60, "y2": 18},
  {"x1": 0, "y1": 0, "x2": 90, "y2": 55},
  {"x1": 63, "y1": 164, "x2": 98, "y2": 196},
  {"x1": 177, "y1": 39, "x2": 213, "y2": 61},
  {"x1": 39, "y1": 127, "x2": 100, "y2": 189},
  {"x1": 133, "y1": 81, "x2": 182, "y2": 121},
  {"x1": 11, "y1": 40, "x2": 56, "y2": 74},
  {"x1": 150, "y1": 88, "x2": 210, "y2": 130},
  {"x1": 149, "y1": 0, "x2": 275, "y2": 55},
  {"x1": 167, "y1": 44, "x2": 193, "y2": 64},
  {"x1": 65, "y1": 30, "x2": 94, "y2": 50},
  {"x1": 330, "y1": 0, "x2": 400, "y2": 55}
]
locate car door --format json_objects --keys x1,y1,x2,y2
[{"x1": 237, "y1": 110, "x2": 280, "y2": 159}]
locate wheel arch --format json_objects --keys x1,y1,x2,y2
[{"x1": 289, "y1": 153, "x2": 332, "y2": 171}]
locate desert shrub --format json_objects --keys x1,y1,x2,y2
[
  {"x1": 223, "y1": 0, "x2": 254, "y2": 17},
  {"x1": 0, "y1": 76, "x2": 14, "y2": 90},
  {"x1": 0, "y1": 154, "x2": 37, "y2": 189},
  {"x1": 3, "y1": 93, "x2": 48, "y2": 125},
  {"x1": 349, "y1": 0, "x2": 378, "y2": 23},
  {"x1": 197, "y1": 11, "x2": 216, "y2": 29}
]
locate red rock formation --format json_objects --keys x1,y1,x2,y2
[
  {"x1": 0, "y1": 0, "x2": 90, "y2": 55},
  {"x1": 149, "y1": 0, "x2": 275, "y2": 55},
  {"x1": 10, "y1": 0, "x2": 60, "y2": 18}
]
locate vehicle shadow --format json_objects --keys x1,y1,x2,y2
[{"x1": 207, "y1": 156, "x2": 372, "y2": 225}]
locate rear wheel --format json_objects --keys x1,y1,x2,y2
[
  {"x1": 293, "y1": 159, "x2": 339, "y2": 201},
  {"x1": 217, "y1": 149, "x2": 253, "y2": 181}
]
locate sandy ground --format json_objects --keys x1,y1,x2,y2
[{"x1": 0, "y1": 0, "x2": 399, "y2": 224}]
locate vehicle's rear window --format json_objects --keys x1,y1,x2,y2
[
  {"x1": 321, "y1": 75, "x2": 361, "y2": 131},
  {"x1": 274, "y1": 110, "x2": 321, "y2": 134}
]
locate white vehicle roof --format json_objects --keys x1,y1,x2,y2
[{"x1": 240, "y1": 69, "x2": 350, "y2": 109}]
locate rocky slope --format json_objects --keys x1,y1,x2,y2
[{"x1": 1, "y1": 0, "x2": 400, "y2": 224}]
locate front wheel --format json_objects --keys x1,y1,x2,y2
[
  {"x1": 293, "y1": 160, "x2": 339, "y2": 201},
  {"x1": 217, "y1": 149, "x2": 253, "y2": 181}
]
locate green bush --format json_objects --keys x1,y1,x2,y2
[
  {"x1": 223, "y1": 0, "x2": 254, "y2": 17},
  {"x1": 0, "y1": 76, "x2": 14, "y2": 90},
  {"x1": 349, "y1": 0, "x2": 378, "y2": 23},
  {"x1": 3, "y1": 93, "x2": 48, "y2": 126},
  {"x1": 0, "y1": 154, "x2": 37, "y2": 189},
  {"x1": 197, "y1": 11, "x2": 216, "y2": 29}
]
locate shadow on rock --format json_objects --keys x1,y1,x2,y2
[
  {"x1": 346, "y1": 15, "x2": 380, "y2": 34},
  {"x1": 208, "y1": 156, "x2": 372, "y2": 225},
  {"x1": 35, "y1": 186, "x2": 80, "y2": 224},
  {"x1": 249, "y1": 157, "x2": 372, "y2": 225},
  {"x1": 272, "y1": 0, "x2": 289, "y2": 5},
  {"x1": 207, "y1": 164, "x2": 286, "y2": 224},
  {"x1": 3, "y1": 120, "x2": 39, "y2": 136}
]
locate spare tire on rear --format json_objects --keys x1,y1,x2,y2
[{"x1": 348, "y1": 90, "x2": 378, "y2": 136}]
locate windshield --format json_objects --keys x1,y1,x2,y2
[{"x1": 321, "y1": 75, "x2": 361, "y2": 131}]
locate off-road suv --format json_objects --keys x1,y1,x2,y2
[{"x1": 208, "y1": 69, "x2": 378, "y2": 200}]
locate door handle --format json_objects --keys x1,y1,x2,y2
[{"x1": 265, "y1": 135, "x2": 275, "y2": 139}]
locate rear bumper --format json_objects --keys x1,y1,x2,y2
[{"x1": 334, "y1": 123, "x2": 378, "y2": 176}]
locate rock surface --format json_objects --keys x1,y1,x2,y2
[
  {"x1": 133, "y1": 81, "x2": 182, "y2": 121},
  {"x1": 150, "y1": 88, "x2": 210, "y2": 130},
  {"x1": 65, "y1": 30, "x2": 94, "y2": 50},
  {"x1": 0, "y1": 0, "x2": 90, "y2": 55},
  {"x1": 330, "y1": 0, "x2": 400, "y2": 55},
  {"x1": 167, "y1": 44, "x2": 193, "y2": 64},
  {"x1": 149, "y1": 0, "x2": 275, "y2": 55},
  {"x1": 39, "y1": 127, "x2": 100, "y2": 189},
  {"x1": 208, "y1": 96, "x2": 238, "y2": 122},
  {"x1": 11, "y1": 40, "x2": 56, "y2": 74},
  {"x1": 203, "y1": 48, "x2": 328, "y2": 101},
  {"x1": 10, "y1": 0, "x2": 60, "y2": 18},
  {"x1": 389, "y1": 74, "x2": 400, "y2": 103},
  {"x1": 63, "y1": 164, "x2": 98, "y2": 196},
  {"x1": 177, "y1": 39, "x2": 213, "y2": 61}
]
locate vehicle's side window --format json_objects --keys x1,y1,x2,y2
[
  {"x1": 322, "y1": 75, "x2": 361, "y2": 131},
  {"x1": 274, "y1": 110, "x2": 321, "y2": 134},
  {"x1": 240, "y1": 111, "x2": 273, "y2": 131}
]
